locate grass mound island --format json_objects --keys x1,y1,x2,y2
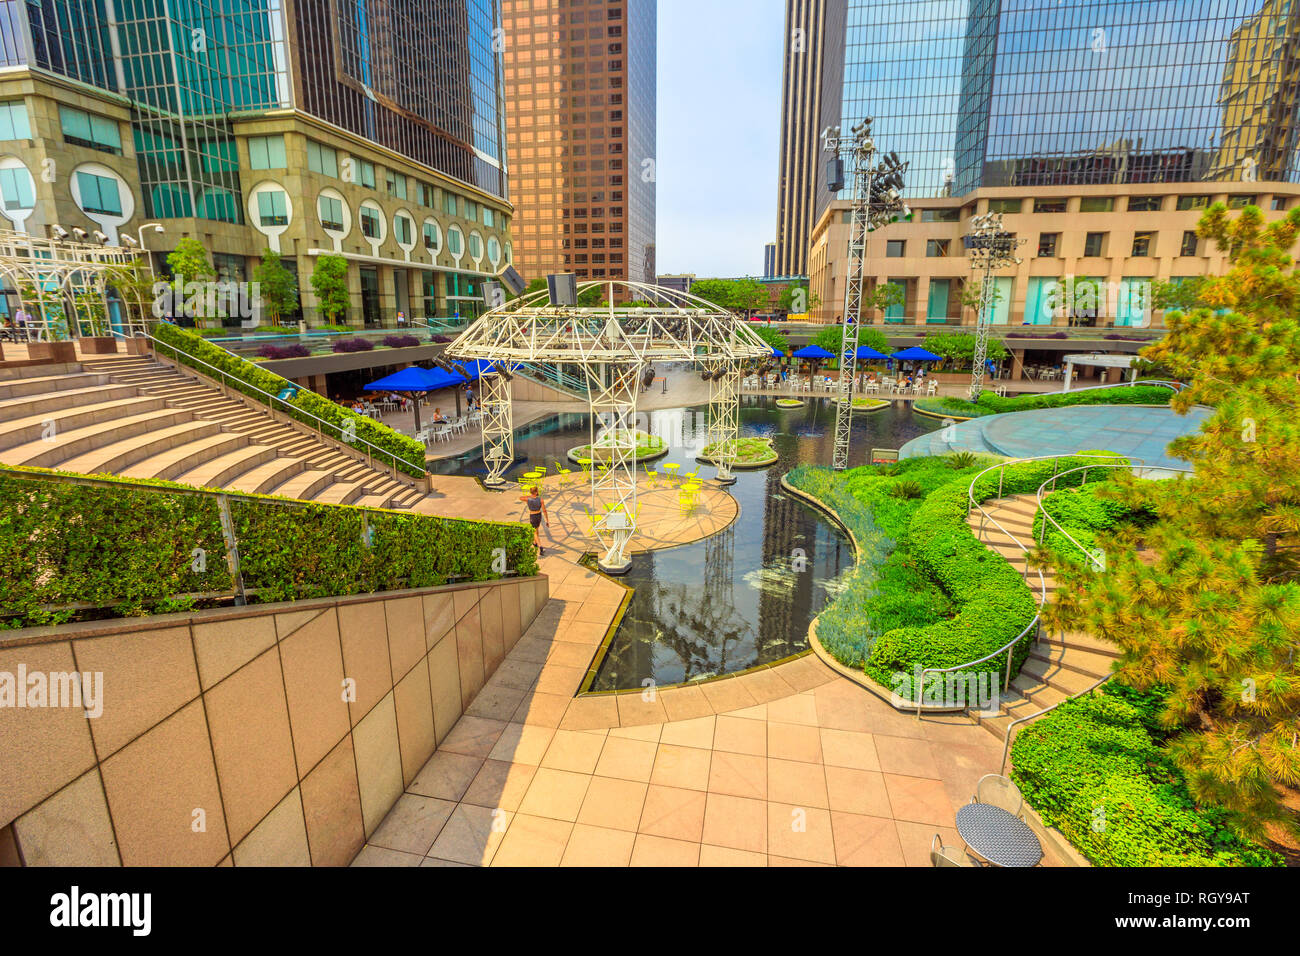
[
  {"x1": 567, "y1": 429, "x2": 669, "y2": 464},
  {"x1": 697, "y1": 436, "x2": 778, "y2": 468}
]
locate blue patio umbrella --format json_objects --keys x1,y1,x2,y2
[
  {"x1": 771, "y1": 347, "x2": 784, "y2": 357},
  {"x1": 365, "y1": 365, "x2": 453, "y2": 432},
  {"x1": 793, "y1": 345, "x2": 835, "y2": 359},
  {"x1": 856, "y1": 345, "x2": 889, "y2": 360},
  {"x1": 889, "y1": 346, "x2": 941, "y2": 362}
]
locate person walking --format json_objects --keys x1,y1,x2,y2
[{"x1": 520, "y1": 484, "x2": 550, "y2": 555}]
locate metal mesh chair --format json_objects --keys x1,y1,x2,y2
[
  {"x1": 931, "y1": 833, "x2": 975, "y2": 867},
  {"x1": 974, "y1": 773, "x2": 1024, "y2": 818}
]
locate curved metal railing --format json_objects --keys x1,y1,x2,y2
[
  {"x1": 993, "y1": 459, "x2": 1195, "y2": 769},
  {"x1": 109, "y1": 327, "x2": 427, "y2": 478},
  {"x1": 912, "y1": 452, "x2": 1136, "y2": 718}
]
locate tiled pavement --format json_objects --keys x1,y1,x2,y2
[{"x1": 353, "y1": 557, "x2": 1057, "y2": 866}]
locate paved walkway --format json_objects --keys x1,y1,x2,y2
[{"x1": 360, "y1": 470, "x2": 1061, "y2": 867}]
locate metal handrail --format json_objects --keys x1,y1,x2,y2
[
  {"x1": 1034, "y1": 460, "x2": 1193, "y2": 555},
  {"x1": 109, "y1": 327, "x2": 426, "y2": 477},
  {"x1": 913, "y1": 452, "x2": 1137, "y2": 718},
  {"x1": 998, "y1": 672, "x2": 1113, "y2": 774},
  {"x1": 1056, "y1": 378, "x2": 1184, "y2": 395},
  {"x1": 995, "y1": 460, "x2": 1194, "y2": 771}
]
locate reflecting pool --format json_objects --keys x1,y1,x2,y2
[{"x1": 437, "y1": 396, "x2": 941, "y2": 690}]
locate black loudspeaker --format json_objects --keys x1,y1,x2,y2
[
  {"x1": 499, "y1": 265, "x2": 527, "y2": 295},
  {"x1": 827, "y1": 157, "x2": 845, "y2": 193},
  {"x1": 482, "y1": 281, "x2": 505, "y2": 309},
  {"x1": 547, "y1": 272, "x2": 578, "y2": 307}
]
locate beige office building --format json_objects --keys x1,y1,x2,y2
[{"x1": 808, "y1": 182, "x2": 1300, "y2": 330}]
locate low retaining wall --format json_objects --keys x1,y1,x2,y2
[{"x1": 0, "y1": 574, "x2": 548, "y2": 866}]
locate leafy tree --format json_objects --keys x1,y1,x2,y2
[
  {"x1": 688, "y1": 278, "x2": 735, "y2": 310},
  {"x1": 778, "y1": 282, "x2": 820, "y2": 316},
  {"x1": 924, "y1": 331, "x2": 1008, "y2": 369},
  {"x1": 252, "y1": 249, "x2": 300, "y2": 327},
  {"x1": 577, "y1": 284, "x2": 606, "y2": 307},
  {"x1": 309, "y1": 254, "x2": 351, "y2": 325},
  {"x1": 511, "y1": 277, "x2": 547, "y2": 301},
  {"x1": 1044, "y1": 203, "x2": 1300, "y2": 843},
  {"x1": 960, "y1": 277, "x2": 1006, "y2": 316},
  {"x1": 753, "y1": 325, "x2": 789, "y2": 355},
  {"x1": 1150, "y1": 276, "x2": 1209, "y2": 313},
  {"x1": 731, "y1": 277, "x2": 767, "y2": 317},
  {"x1": 166, "y1": 238, "x2": 219, "y2": 327},
  {"x1": 810, "y1": 323, "x2": 890, "y2": 369}
]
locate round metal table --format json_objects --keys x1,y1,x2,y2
[{"x1": 954, "y1": 803, "x2": 1043, "y2": 867}]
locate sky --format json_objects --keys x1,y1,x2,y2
[{"x1": 654, "y1": 0, "x2": 784, "y2": 279}]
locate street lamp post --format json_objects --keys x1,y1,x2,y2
[
  {"x1": 822, "y1": 117, "x2": 910, "y2": 470},
  {"x1": 961, "y1": 213, "x2": 1023, "y2": 402}
]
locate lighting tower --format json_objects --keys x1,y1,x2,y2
[
  {"x1": 961, "y1": 213, "x2": 1024, "y2": 401},
  {"x1": 822, "y1": 118, "x2": 910, "y2": 470}
]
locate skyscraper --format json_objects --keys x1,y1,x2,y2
[
  {"x1": 800, "y1": 0, "x2": 1300, "y2": 329},
  {"x1": 0, "y1": 0, "x2": 514, "y2": 325},
  {"x1": 773, "y1": 0, "x2": 829, "y2": 276},
  {"x1": 500, "y1": 0, "x2": 657, "y2": 286}
]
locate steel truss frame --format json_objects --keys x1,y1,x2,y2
[
  {"x1": 0, "y1": 230, "x2": 151, "y2": 341},
  {"x1": 964, "y1": 213, "x2": 1025, "y2": 401},
  {"x1": 448, "y1": 279, "x2": 768, "y2": 573},
  {"x1": 825, "y1": 122, "x2": 910, "y2": 471},
  {"x1": 705, "y1": 357, "x2": 740, "y2": 483}
]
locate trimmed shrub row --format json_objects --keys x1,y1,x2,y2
[
  {"x1": 789, "y1": 453, "x2": 1125, "y2": 701},
  {"x1": 1011, "y1": 684, "x2": 1283, "y2": 867},
  {"x1": 915, "y1": 384, "x2": 1175, "y2": 420},
  {"x1": 0, "y1": 467, "x2": 537, "y2": 629},
  {"x1": 152, "y1": 322, "x2": 426, "y2": 476},
  {"x1": 1031, "y1": 481, "x2": 1156, "y2": 558}
]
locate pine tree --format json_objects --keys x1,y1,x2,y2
[{"x1": 1044, "y1": 203, "x2": 1300, "y2": 842}]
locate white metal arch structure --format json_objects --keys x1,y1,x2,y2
[
  {"x1": 0, "y1": 229, "x2": 152, "y2": 340},
  {"x1": 447, "y1": 278, "x2": 770, "y2": 573}
]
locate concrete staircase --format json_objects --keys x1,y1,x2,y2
[
  {"x1": 964, "y1": 492, "x2": 1119, "y2": 742},
  {"x1": 0, "y1": 355, "x2": 425, "y2": 509}
]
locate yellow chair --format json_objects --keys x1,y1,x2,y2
[
  {"x1": 557, "y1": 467, "x2": 572, "y2": 487},
  {"x1": 681, "y1": 470, "x2": 699, "y2": 483},
  {"x1": 643, "y1": 465, "x2": 658, "y2": 488},
  {"x1": 678, "y1": 489, "x2": 698, "y2": 516}
]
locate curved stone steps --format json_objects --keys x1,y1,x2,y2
[{"x1": 967, "y1": 492, "x2": 1116, "y2": 741}]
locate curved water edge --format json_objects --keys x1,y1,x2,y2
[
  {"x1": 778, "y1": 475, "x2": 967, "y2": 713},
  {"x1": 436, "y1": 396, "x2": 942, "y2": 690}
]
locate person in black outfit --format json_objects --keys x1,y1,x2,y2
[{"x1": 519, "y1": 484, "x2": 549, "y2": 555}]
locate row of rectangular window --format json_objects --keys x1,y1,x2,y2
[
  {"x1": 987, "y1": 194, "x2": 1285, "y2": 214},
  {"x1": 887, "y1": 229, "x2": 1203, "y2": 259},
  {"x1": 293, "y1": 135, "x2": 497, "y2": 226}
]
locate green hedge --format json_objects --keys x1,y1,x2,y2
[
  {"x1": 152, "y1": 322, "x2": 426, "y2": 477},
  {"x1": 1011, "y1": 684, "x2": 1283, "y2": 867},
  {"x1": 0, "y1": 467, "x2": 536, "y2": 629},
  {"x1": 789, "y1": 453, "x2": 1126, "y2": 701},
  {"x1": 915, "y1": 384, "x2": 1175, "y2": 420},
  {"x1": 1031, "y1": 481, "x2": 1156, "y2": 558}
]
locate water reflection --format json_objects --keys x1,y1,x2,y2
[{"x1": 439, "y1": 396, "x2": 940, "y2": 690}]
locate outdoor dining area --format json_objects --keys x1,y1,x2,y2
[
  {"x1": 363, "y1": 361, "x2": 493, "y2": 448},
  {"x1": 931, "y1": 773, "x2": 1045, "y2": 867},
  {"x1": 743, "y1": 344, "x2": 943, "y2": 396}
]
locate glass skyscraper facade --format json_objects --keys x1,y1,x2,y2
[
  {"x1": 818, "y1": 0, "x2": 1300, "y2": 202},
  {"x1": 296, "y1": 0, "x2": 508, "y2": 198},
  {"x1": 1, "y1": 0, "x2": 509, "y2": 222}
]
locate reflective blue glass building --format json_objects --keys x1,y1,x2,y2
[
  {"x1": 818, "y1": 0, "x2": 1300, "y2": 207},
  {"x1": 0, "y1": 0, "x2": 515, "y2": 324}
]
